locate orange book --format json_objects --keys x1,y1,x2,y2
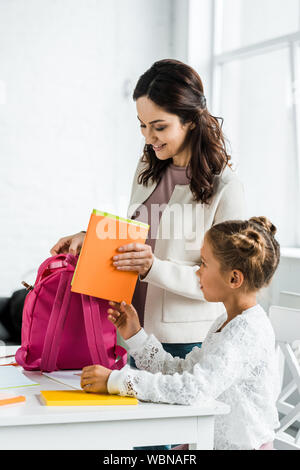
[{"x1": 71, "y1": 209, "x2": 149, "y2": 304}]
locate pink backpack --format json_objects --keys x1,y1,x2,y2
[{"x1": 15, "y1": 253, "x2": 127, "y2": 372}]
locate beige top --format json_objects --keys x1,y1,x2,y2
[{"x1": 131, "y1": 163, "x2": 190, "y2": 327}]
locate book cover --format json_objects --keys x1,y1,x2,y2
[
  {"x1": 71, "y1": 209, "x2": 149, "y2": 304},
  {"x1": 40, "y1": 390, "x2": 138, "y2": 406}
]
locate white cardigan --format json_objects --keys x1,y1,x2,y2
[{"x1": 127, "y1": 159, "x2": 246, "y2": 342}]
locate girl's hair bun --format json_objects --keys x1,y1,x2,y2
[
  {"x1": 207, "y1": 216, "x2": 280, "y2": 292},
  {"x1": 232, "y1": 230, "x2": 264, "y2": 258},
  {"x1": 249, "y1": 216, "x2": 277, "y2": 236}
]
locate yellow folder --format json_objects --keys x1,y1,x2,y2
[{"x1": 40, "y1": 390, "x2": 138, "y2": 406}]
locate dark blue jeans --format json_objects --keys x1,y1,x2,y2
[{"x1": 131, "y1": 341, "x2": 202, "y2": 450}]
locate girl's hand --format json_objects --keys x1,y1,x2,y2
[
  {"x1": 80, "y1": 365, "x2": 112, "y2": 394},
  {"x1": 50, "y1": 232, "x2": 86, "y2": 256},
  {"x1": 108, "y1": 301, "x2": 141, "y2": 340},
  {"x1": 112, "y1": 243, "x2": 154, "y2": 278}
]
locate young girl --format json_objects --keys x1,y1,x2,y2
[{"x1": 80, "y1": 216, "x2": 281, "y2": 450}]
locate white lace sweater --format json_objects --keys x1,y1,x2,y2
[{"x1": 107, "y1": 304, "x2": 280, "y2": 450}]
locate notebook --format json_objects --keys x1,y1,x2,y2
[
  {"x1": 42, "y1": 370, "x2": 82, "y2": 390},
  {"x1": 71, "y1": 209, "x2": 149, "y2": 303},
  {"x1": 40, "y1": 390, "x2": 138, "y2": 406}
]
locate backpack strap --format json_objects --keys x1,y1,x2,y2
[
  {"x1": 81, "y1": 295, "x2": 110, "y2": 368},
  {"x1": 40, "y1": 271, "x2": 73, "y2": 372},
  {"x1": 81, "y1": 297, "x2": 128, "y2": 370}
]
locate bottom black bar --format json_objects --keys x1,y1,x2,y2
[{"x1": 0, "y1": 449, "x2": 290, "y2": 466}]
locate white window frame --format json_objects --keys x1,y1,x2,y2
[{"x1": 210, "y1": 0, "x2": 300, "y2": 247}]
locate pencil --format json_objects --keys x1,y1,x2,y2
[{"x1": 0, "y1": 395, "x2": 26, "y2": 406}]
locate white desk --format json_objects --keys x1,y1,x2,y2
[{"x1": 0, "y1": 369, "x2": 230, "y2": 450}]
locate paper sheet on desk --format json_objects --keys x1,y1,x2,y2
[
  {"x1": 0, "y1": 366, "x2": 39, "y2": 389},
  {"x1": 0, "y1": 345, "x2": 20, "y2": 364},
  {"x1": 42, "y1": 371, "x2": 82, "y2": 390}
]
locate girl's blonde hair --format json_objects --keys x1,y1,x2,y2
[{"x1": 207, "y1": 217, "x2": 280, "y2": 291}]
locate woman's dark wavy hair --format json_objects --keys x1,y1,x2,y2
[{"x1": 133, "y1": 59, "x2": 231, "y2": 204}]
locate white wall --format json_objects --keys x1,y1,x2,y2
[
  {"x1": 187, "y1": 0, "x2": 213, "y2": 103},
  {"x1": 0, "y1": 0, "x2": 185, "y2": 296}
]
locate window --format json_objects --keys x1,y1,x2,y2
[{"x1": 211, "y1": 0, "x2": 300, "y2": 247}]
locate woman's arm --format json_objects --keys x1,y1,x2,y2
[
  {"x1": 140, "y1": 179, "x2": 246, "y2": 298},
  {"x1": 50, "y1": 231, "x2": 86, "y2": 256},
  {"x1": 141, "y1": 256, "x2": 204, "y2": 299}
]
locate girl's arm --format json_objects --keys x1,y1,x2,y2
[
  {"x1": 108, "y1": 302, "x2": 207, "y2": 374},
  {"x1": 125, "y1": 327, "x2": 203, "y2": 374},
  {"x1": 82, "y1": 303, "x2": 249, "y2": 404},
  {"x1": 107, "y1": 302, "x2": 246, "y2": 404},
  {"x1": 108, "y1": 324, "x2": 246, "y2": 405}
]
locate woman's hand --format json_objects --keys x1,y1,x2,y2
[
  {"x1": 112, "y1": 243, "x2": 154, "y2": 278},
  {"x1": 108, "y1": 301, "x2": 141, "y2": 340},
  {"x1": 50, "y1": 232, "x2": 86, "y2": 256},
  {"x1": 80, "y1": 365, "x2": 112, "y2": 394}
]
